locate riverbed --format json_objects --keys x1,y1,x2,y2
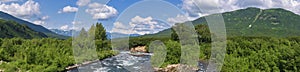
[{"x1": 68, "y1": 51, "x2": 205, "y2": 72}]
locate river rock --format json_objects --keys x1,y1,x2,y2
[
  {"x1": 154, "y1": 64, "x2": 199, "y2": 72},
  {"x1": 130, "y1": 46, "x2": 147, "y2": 53}
]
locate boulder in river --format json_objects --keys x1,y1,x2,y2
[{"x1": 130, "y1": 46, "x2": 147, "y2": 53}]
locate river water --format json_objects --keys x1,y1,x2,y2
[{"x1": 68, "y1": 51, "x2": 205, "y2": 72}]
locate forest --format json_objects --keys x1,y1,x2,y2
[
  {"x1": 0, "y1": 23, "x2": 116, "y2": 72},
  {"x1": 0, "y1": 24, "x2": 300, "y2": 72}
]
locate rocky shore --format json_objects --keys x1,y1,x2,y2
[
  {"x1": 65, "y1": 59, "x2": 99, "y2": 70},
  {"x1": 154, "y1": 64, "x2": 199, "y2": 72},
  {"x1": 130, "y1": 46, "x2": 147, "y2": 53}
]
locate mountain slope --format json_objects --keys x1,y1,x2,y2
[
  {"x1": 107, "y1": 32, "x2": 140, "y2": 39},
  {"x1": 0, "y1": 11, "x2": 67, "y2": 39},
  {"x1": 0, "y1": 19, "x2": 47, "y2": 39},
  {"x1": 50, "y1": 29, "x2": 73, "y2": 36},
  {"x1": 142, "y1": 7, "x2": 300, "y2": 38}
]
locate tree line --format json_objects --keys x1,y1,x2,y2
[
  {"x1": 0, "y1": 23, "x2": 116, "y2": 72},
  {"x1": 0, "y1": 23, "x2": 300, "y2": 71}
]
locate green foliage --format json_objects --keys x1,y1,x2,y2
[
  {"x1": 0, "y1": 19, "x2": 48, "y2": 39},
  {"x1": 0, "y1": 22, "x2": 116, "y2": 71},
  {"x1": 171, "y1": 28, "x2": 179, "y2": 41},
  {"x1": 195, "y1": 24, "x2": 211, "y2": 43},
  {"x1": 221, "y1": 37, "x2": 300, "y2": 72},
  {"x1": 161, "y1": 40, "x2": 181, "y2": 67},
  {"x1": 0, "y1": 38, "x2": 74, "y2": 71},
  {"x1": 143, "y1": 7, "x2": 300, "y2": 38},
  {"x1": 95, "y1": 23, "x2": 107, "y2": 41},
  {"x1": 0, "y1": 38, "x2": 116, "y2": 72}
]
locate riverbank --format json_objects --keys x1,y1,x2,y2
[
  {"x1": 65, "y1": 59, "x2": 99, "y2": 70},
  {"x1": 154, "y1": 64, "x2": 199, "y2": 72},
  {"x1": 0, "y1": 60, "x2": 4, "y2": 72},
  {"x1": 65, "y1": 50, "x2": 118, "y2": 71}
]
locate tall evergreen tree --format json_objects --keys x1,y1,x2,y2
[
  {"x1": 171, "y1": 27, "x2": 179, "y2": 41},
  {"x1": 88, "y1": 25, "x2": 96, "y2": 40},
  {"x1": 78, "y1": 28, "x2": 88, "y2": 38},
  {"x1": 95, "y1": 23, "x2": 107, "y2": 40}
]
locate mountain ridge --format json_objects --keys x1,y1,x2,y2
[
  {"x1": 0, "y1": 11, "x2": 67, "y2": 39},
  {"x1": 141, "y1": 7, "x2": 300, "y2": 38},
  {"x1": 0, "y1": 19, "x2": 48, "y2": 39}
]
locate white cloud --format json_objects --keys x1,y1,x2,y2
[
  {"x1": 181, "y1": 0, "x2": 300, "y2": 19},
  {"x1": 181, "y1": 0, "x2": 202, "y2": 18},
  {"x1": 33, "y1": 20, "x2": 45, "y2": 25},
  {"x1": 129, "y1": 16, "x2": 158, "y2": 27},
  {"x1": 31, "y1": 15, "x2": 48, "y2": 25},
  {"x1": 85, "y1": 2, "x2": 118, "y2": 20},
  {"x1": 0, "y1": 0, "x2": 49, "y2": 25},
  {"x1": 0, "y1": 0, "x2": 18, "y2": 3},
  {"x1": 41, "y1": 15, "x2": 49, "y2": 20},
  {"x1": 112, "y1": 16, "x2": 171, "y2": 35},
  {"x1": 76, "y1": 0, "x2": 90, "y2": 6},
  {"x1": 167, "y1": 14, "x2": 190, "y2": 24},
  {"x1": 58, "y1": 6, "x2": 78, "y2": 13},
  {"x1": 111, "y1": 22, "x2": 133, "y2": 34},
  {"x1": 72, "y1": 21, "x2": 82, "y2": 25},
  {"x1": 60, "y1": 25, "x2": 69, "y2": 31},
  {"x1": 0, "y1": 0, "x2": 40, "y2": 19}
]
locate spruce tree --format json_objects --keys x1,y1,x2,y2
[{"x1": 95, "y1": 23, "x2": 107, "y2": 41}]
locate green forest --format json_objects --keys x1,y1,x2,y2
[
  {"x1": 130, "y1": 24, "x2": 300, "y2": 72},
  {"x1": 0, "y1": 7, "x2": 300, "y2": 72},
  {"x1": 1, "y1": 23, "x2": 299, "y2": 71},
  {"x1": 0, "y1": 23, "x2": 117, "y2": 72}
]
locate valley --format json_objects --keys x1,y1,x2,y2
[{"x1": 0, "y1": 7, "x2": 300, "y2": 72}]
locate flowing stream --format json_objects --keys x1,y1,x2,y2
[{"x1": 68, "y1": 51, "x2": 205, "y2": 72}]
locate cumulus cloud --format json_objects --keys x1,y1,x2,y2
[
  {"x1": 58, "y1": 6, "x2": 78, "y2": 13},
  {"x1": 181, "y1": 0, "x2": 202, "y2": 18},
  {"x1": 32, "y1": 15, "x2": 48, "y2": 25},
  {"x1": 181, "y1": 0, "x2": 300, "y2": 19},
  {"x1": 182, "y1": 0, "x2": 241, "y2": 18},
  {"x1": 167, "y1": 14, "x2": 190, "y2": 24},
  {"x1": 164, "y1": 0, "x2": 300, "y2": 25},
  {"x1": 0, "y1": 0, "x2": 40, "y2": 19},
  {"x1": 60, "y1": 25, "x2": 69, "y2": 31},
  {"x1": 112, "y1": 16, "x2": 171, "y2": 35},
  {"x1": 85, "y1": 2, "x2": 118, "y2": 20},
  {"x1": 0, "y1": 0, "x2": 49, "y2": 25},
  {"x1": 72, "y1": 21, "x2": 82, "y2": 25},
  {"x1": 33, "y1": 20, "x2": 45, "y2": 25},
  {"x1": 111, "y1": 22, "x2": 133, "y2": 34},
  {"x1": 41, "y1": 15, "x2": 49, "y2": 20},
  {"x1": 0, "y1": 0, "x2": 18, "y2": 3},
  {"x1": 76, "y1": 0, "x2": 90, "y2": 6}
]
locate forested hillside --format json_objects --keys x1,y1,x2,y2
[
  {"x1": 143, "y1": 7, "x2": 300, "y2": 38},
  {"x1": 129, "y1": 24, "x2": 300, "y2": 71},
  {"x1": 0, "y1": 19, "x2": 47, "y2": 39},
  {"x1": 0, "y1": 23, "x2": 116, "y2": 72},
  {"x1": 0, "y1": 11, "x2": 68, "y2": 39},
  {"x1": 1, "y1": 7, "x2": 300, "y2": 72}
]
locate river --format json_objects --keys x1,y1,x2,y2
[{"x1": 68, "y1": 51, "x2": 206, "y2": 72}]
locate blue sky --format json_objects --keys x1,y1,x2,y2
[{"x1": 0, "y1": 0, "x2": 299, "y2": 35}]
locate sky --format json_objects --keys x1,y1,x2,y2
[{"x1": 0, "y1": 0, "x2": 299, "y2": 35}]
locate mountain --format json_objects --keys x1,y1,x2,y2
[
  {"x1": 141, "y1": 7, "x2": 300, "y2": 38},
  {"x1": 0, "y1": 19, "x2": 47, "y2": 39},
  {"x1": 50, "y1": 29, "x2": 73, "y2": 36},
  {"x1": 107, "y1": 32, "x2": 140, "y2": 39},
  {"x1": 49, "y1": 29, "x2": 141, "y2": 39},
  {"x1": 0, "y1": 11, "x2": 67, "y2": 39}
]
